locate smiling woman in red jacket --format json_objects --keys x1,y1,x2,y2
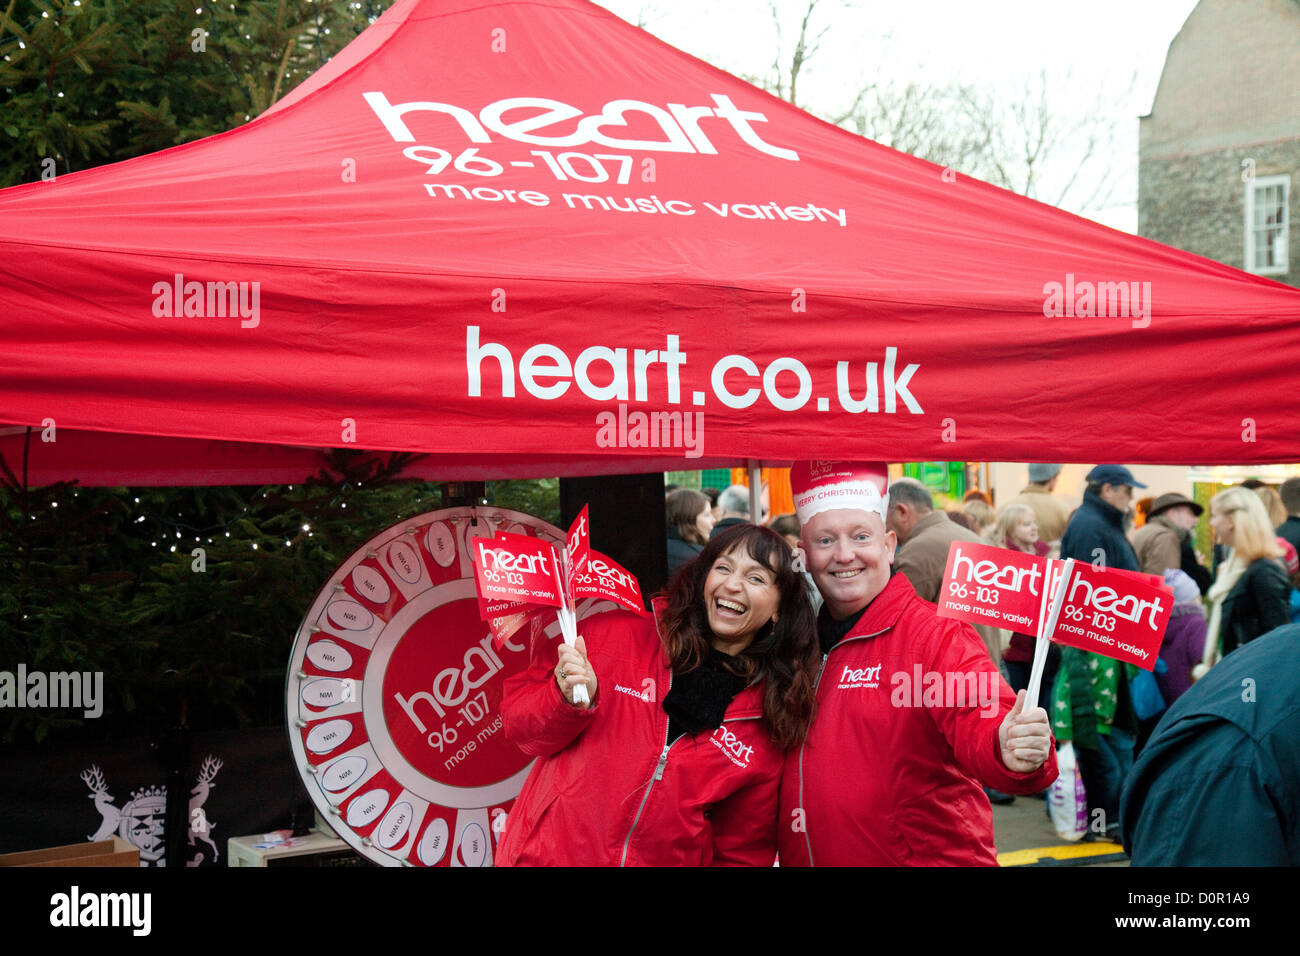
[{"x1": 496, "y1": 524, "x2": 820, "y2": 866}]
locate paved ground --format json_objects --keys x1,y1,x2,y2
[{"x1": 991, "y1": 792, "x2": 1130, "y2": 866}]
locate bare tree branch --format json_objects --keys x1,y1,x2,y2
[{"x1": 739, "y1": 1, "x2": 1132, "y2": 215}]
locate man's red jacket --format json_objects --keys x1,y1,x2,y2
[{"x1": 778, "y1": 573, "x2": 1058, "y2": 866}]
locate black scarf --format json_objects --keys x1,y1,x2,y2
[{"x1": 661, "y1": 648, "x2": 748, "y2": 743}]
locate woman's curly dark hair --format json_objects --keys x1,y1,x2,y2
[{"x1": 657, "y1": 523, "x2": 820, "y2": 749}]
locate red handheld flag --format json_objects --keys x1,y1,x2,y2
[
  {"x1": 936, "y1": 541, "x2": 1049, "y2": 634},
  {"x1": 566, "y1": 505, "x2": 591, "y2": 588},
  {"x1": 470, "y1": 533, "x2": 564, "y2": 608},
  {"x1": 572, "y1": 549, "x2": 647, "y2": 616},
  {"x1": 938, "y1": 542, "x2": 1172, "y2": 671},
  {"x1": 1044, "y1": 561, "x2": 1171, "y2": 669},
  {"x1": 1105, "y1": 565, "x2": 1172, "y2": 592}
]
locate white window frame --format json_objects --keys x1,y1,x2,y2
[{"x1": 1244, "y1": 173, "x2": 1290, "y2": 276}]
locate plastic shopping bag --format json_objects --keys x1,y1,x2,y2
[{"x1": 1047, "y1": 742, "x2": 1087, "y2": 842}]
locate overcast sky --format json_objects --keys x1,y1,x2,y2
[{"x1": 594, "y1": 0, "x2": 1202, "y2": 232}]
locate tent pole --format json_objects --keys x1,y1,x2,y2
[{"x1": 747, "y1": 460, "x2": 762, "y2": 525}]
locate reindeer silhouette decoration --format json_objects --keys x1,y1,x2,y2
[
  {"x1": 80, "y1": 755, "x2": 224, "y2": 865},
  {"x1": 80, "y1": 765, "x2": 121, "y2": 842},
  {"x1": 188, "y1": 755, "x2": 223, "y2": 864}
]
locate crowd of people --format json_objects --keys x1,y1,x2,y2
[{"x1": 493, "y1": 464, "x2": 1300, "y2": 865}]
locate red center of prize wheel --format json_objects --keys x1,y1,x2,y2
[{"x1": 382, "y1": 596, "x2": 532, "y2": 789}]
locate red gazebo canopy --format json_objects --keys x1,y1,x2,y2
[{"x1": 3, "y1": 0, "x2": 1298, "y2": 485}]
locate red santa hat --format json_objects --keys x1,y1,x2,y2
[{"x1": 790, "y1": 461, "x2": 890, "y2": 527}]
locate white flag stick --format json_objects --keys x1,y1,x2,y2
[
  {"x1": 1027, "y1": 558, "x2": 1074, "y2": 707},
  {"x1": 551, "y1": 546, "x2": 588, "y2": 705}
]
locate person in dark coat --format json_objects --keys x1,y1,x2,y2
[
  {"x1": 1054, "y1": 464, "x2": 1145, "y2": 839},
  {"x1": 1277, "y1": 477, "x2": 1300, "y2": 555},
  {"x1": 1060, "y1": 466, "x2": 1144, "y2": 576},
  {"x1": 665, "y1": 488, "x2": 712, "y2": 576},
  {"x1": 1120, "y1": 622, "x2": 1300, "y2": 865}
]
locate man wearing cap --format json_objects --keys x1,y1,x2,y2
[
  {"x1": 1005, "y1": 464, "x2": 1071, "y2": 547},
  {"x1": 1133, "y1": 492, "x2": 1212, "y2": 595},
  {"x1": 1060, "y1": 465, "x2": 1144, "y2": 576},
  {"x1": 777, "y1": 461, "x2": 1057, "y2": 866},
  {"x1": 1054, "y1": 464, "x2": 1145, "y2": 841}
]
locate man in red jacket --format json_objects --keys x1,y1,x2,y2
[{"x1": 777, "y1": 461, "x2": 1058, "y2": 865}]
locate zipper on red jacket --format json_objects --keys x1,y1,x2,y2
[
  {"x1": 621, "y1": 608, "x2": 766, "y2": 867},
  {"x1": 621, "y1": 617, "x2": 674, "y2": 868},
  {"x1": 619, "y1": 709, "x2": 763, "y2": 866},
  {"x1": 620, "y1": 710, "x2": 672, "y2": 866},
  {"x1": 796, "y1": 627, "x2": 889, "y2": 867}
]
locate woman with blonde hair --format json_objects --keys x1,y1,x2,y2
[
  {"x1": 989, "y1": 503, "x2": 1042, "y2": 552},
  {"x1": 1196, "y1": 487, "x2": 1290, "y2": 676}
]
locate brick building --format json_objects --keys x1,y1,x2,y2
[{"x1": 1138, "y1": 0, "x2": 1298, "y2": 287}]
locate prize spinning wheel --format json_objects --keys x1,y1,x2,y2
[{"x1": 286, "y1": 506, "x2": 601, "y2": 867}]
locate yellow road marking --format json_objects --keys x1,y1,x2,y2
[{"x1": 998, "y1": 841, "x2": 1125, "y2": 866}]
